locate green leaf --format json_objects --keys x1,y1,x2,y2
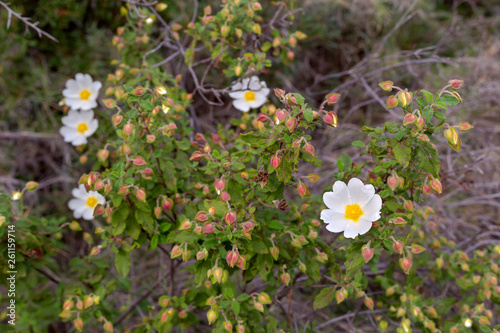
[
  {"x1": 416, "y1": 145, "x2": 440, "y2": 178},
  {"x1": 292, "y1": 93, "x2": 305, "y2": 105},
  {"x1": 385, "y1": 122, "x2": 399, "y2": 134},
  {"x1": 395, "y1": 130, "x2": 405, "y2": 141},
  {"x1": 313, "y1": 287, "x2": 335, "y2": 310},
  {"x1": 175, "y1": 139, "x2": 191, "y2": 151},
  {"x1": 416, "y1": 97, "x2": 427, "y2": 107},
  {"x1": 139, "y1": 100, "x2": 154, "y2": 112},
  {"x1": 422, "y1": 106, "x2": 434, "y2": 123},
  {"x1": 237, "y1": 294, "x2": 250, "y2": 302},
  {"x1": 149, "y1": 234, "x2": 159, "y2": 250},
  {"x1": 337, "y1": 154, "x2": 352, "y2": 172},
  {"x1": 352, "y1": 141, "x2": 365, "y2": 148},
  {"x1": 302, "y1": 108, "x2": 313, "y2": 123},
  {"x1": 393, "y1": 144, "x2": 411, "y2": 168},
  {"x1": 434, "y1": 102, "x2": 447, "y2": 110},
  {"x1": 135, "y1": 210, "x2": 155, "y2": 234},
  {"x1": 421, "y1": 89, "x2": 434, "y2": 103},
  {"x1": 267, "y1": 220, "x2": 284, "y2": 230},
  {"x1": 231, "y1": 301, "x2": 240, "y2": 316},
  {"x1": 115, "y1": 249, "x2": 130, "y2": 278},
  {"x1": 437, "y1": 95, "x2": 460, "y2": 106},
  {"x1": 202, "y1": 239, "x2": 219, "y2": 249},
  {"x1": 250, "y1": 239, "x2": 269, "y2": 254},
  {"x1": 345, "y1": 242, "x2": 365, "y2": 274},
  {"x1": 240, "y1": 132, "x2": 272, "y2": 148}
]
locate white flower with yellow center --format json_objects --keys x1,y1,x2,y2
[
  {"x1": 68, "y1": 184, "x2": 105, "y2": 220},
  {"x1": 320, "y1": 178, "x2": 382, "y2": 239},
  {"x1": 63, "y1": 73, "x2": 102, "y2": 111},
  {"x1": 59, "y1": 109, "x2": 98, "y2": 146},
  {"x1": 229, "y1": 76, "x2": 270, "y2": 112}
]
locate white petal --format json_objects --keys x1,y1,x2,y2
[
  {"x1": 323, "y1": 180, "x2": 349, "y2": 211},
  {"x1": 61, "y1": 110, "x2": 80, "y2": 127},
  {"x1": 95, "y1": 192, "x2": 106, "y2": 204},
  {"x1": 71, "y1": 135, "x2": 88, "y2": 146},
  {"x1": 62, "y1": 87, "x2": 80, "y2": 98},
  {"x1": 348, "y1": 178, "x2": 375, "y2": 207},
  {"x1": 65, "y1": 98, "x2": 85, "y2": 110},
  {"x1": 247, "y1": 92, "x2": 267, "y2": 109},
  {"x1": 59, "y1": 126, "x2": 79, "y2": 142},
  {"x1": 343, "y1": 219, "x2": 373, "y2": 239},
  {"x1": 228, "y1": 90, "x2": 246, "y2": 99},
  {"x1": 232, "y1": 99, "x2": 251, "y2": 112},
  {"x1": 362, "y1": 194, "x2": 382, "y2": 221},
  {"x1": 86, "y1": 119, "x2": 98, "y2": 136},
  {"x1": 80, "y1": 100, "x2": 97, "y2": 111},
  {"x1": 82, "y1": 208, "x2": 95, "y2": 220},
  {"x1": 81, "y1": 74, "x2": 93, "y2": 87},
  {"x1": 68, "y1": 198, "x2": 84, "y2": 211},
  {"x1": 231, "y1": 81, "x2": 243, "y2": 91},
  {"x1": 73, "y1": 206, "x2": 85, "y2": 219},
  {"x1": 321, "y1": 209, "x2": 349, "y2": 233},
  {"x1": 72, "y1": 184, "x2": 88, "y2": 199},
  {"x1": 80, "y1": 110, "x2": 94, "y2": 122},
  {"x1": 248, "y1": 76, "x2": 261, "y2": 90},
  {"x1": 259, "y1": 87, "x2": 270, "y2": 97},
  {"x1": 65, "y1": 79, "x2": 79, "y2": 91},
  {"x1": 91, "y1": 81, "x2": 102, "y2": 94}
]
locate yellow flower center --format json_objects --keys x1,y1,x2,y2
[
  {"x1": 77, "y1": 123, "x2": 88, "y2": 134},
  {"x1": 86, "y1": 196, "x2": 98, "y2": 208},
  {"x1": 244, "y1": 91, "x2": 256, "y2": 102},
  {"x1": 345, "y1": 204, "x2": 363, "y2": 222},
  {"x1": 80, "y1": 89, "x2": 91, "y2": 101}
]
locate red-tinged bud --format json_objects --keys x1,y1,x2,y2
[
  {"x1": 256, "y1": 113, "x2": 268, "y2": 123},
  {"x1": 195, "y1": 211, "x2": 208, "y2": 222},
  {"x1": 214, "y1": 178, "x2": 225, "y2": 194},
  {"x1": 254, "y1": 302, "x2": 264, "y2": 313},
  {"x1": 83, "y1": 296, "x2": 93, "y2": 309},
  {"x1": 226, "y1": 249, "x2": 240, "y2": 268},
  {"x1": 78, "y1": 174, "x2": 88, "y2": 185},
  {"x1": 220, "y1": 191, "x2": 231, "y2": 202},
  {"x1": 141, "y1": 167, "x2": 153, "y2": 180},
  {"x1": 225, "y1": 211, "x2": 237, "y2": 225},
  {"x1": 87, "y1": 172, "x2": 98, "y2": 186},
  {"x1": 308, "y1": 229, "x2": 318, "y2": 240},
  {"x1": 152, "y1": 206, "x2": 162, "y2": 219},
  {"x1": 241, "y1": 221, "x2": 254, "y2": 232},
  {"x1": 444, "y1": 126, "x2": 459, "y2": 146},
  {"x1": 270, "y1": 154, "x2": 282, "y2": 169},
  {"x1": 252, "y1": 23, "x2": 261, "y2": 35},
  {"x1": 74, "y1": 318, "x2": 84, "y2": 332},
  {"x1": 265, "y1": 246, "x2": 278, "y2": 261},
  {"x1": 133, "y1": 156, "x2": 147, "y2": 166},
  {"x1": 396, "y1": 89, "x2": 413, "y2": 107},
  {"x1": 274, "y1": 88, "x2": 285, "y2": 99},
  {"x1": 399, "y1": 257, "x2": 412, "y2": 275},
  {"x1": 458, "y1": 121, "x2": 473, "y2": 132},
  {"x1": 297, "y1": 182, "x2": 310, "y2": 198},
  {"x1": 119, "y1": 144, "x2": 131, "y2": 155},
  {"x1": 93, "y1": 204, "x2": 105, "y2": 217},
  {"x1": 296, "y1": 235, "x2": 308, "y2": 246},
  {"x1": 275, "y1": 109, "x2": 288, "y2": 125},
  {"x1": 291, "y1": 139, "x2": 301, "y2": 149},
  {"x1": 452, "y1": 91, "x2": 463, "y2": 102},
  {"x1": 310, "y1": 219, "x2": 320, "y2": 228},
  {"x1": 362, "y1": 243, "x2": 374, "y2": 263},
  {"x1": 448, "y1": 79, "x2": 464, "y2": 90},
  {"x1": 415, "y1": 117, "x2": 425, "y2": 131},
  {"x1": 297, "y1": 260, "x2": 306, "y2": 273},
  {"x1": 170, "y1": 245, "x2": 183, "y2": 259},
  {"x1": 161, "y1": 198, "x2": 173, "y2": 212},
  {"x1": 281, "y1": 272, "x2": 291, "y2": 286},
  {"x1": 429, "y1": 178, "x2": 442, "y2": 194},
  {"x1": 291, "y1": 238, "x2": 303, "y2": 248},
  {"x1": 422, "y1": 184, "x2": 431, "y2": 197},
  {"x1": 484, "y1": 289, "x2": 492, "y2": 299},
  {"x1": 63, "y1": 299, "x2": 74, "y2": 311},
  {"x1": 235, "y1": 28, "x2": 243, "y2": 38},
  {"x1": 203, "y1": 223, "x2": 215, "y2": 235},
  {"x1": 191, "y1": 224, "x2": 201, "y2": 235},
  {"x1": 179, "y1": 219, "x2": 192, "y2": 230},
  {"x1": 393, "y1": 240, "x2": 404, "y2": 255},
  {"x1": 103, "y1": 98, "x2": 116, "y2": 109},
  {"x1": 325, "y1": 92, "x2": 340, "y2": 105},
  {"x1": 213, "y1": 267, "x2": 223, "y2": 283},
  {"x1": 410, "y1": 243, "x2": 425, "y2": 254},
  {"x1": 417, "y1": 133, "x2": 430, "y2": 142},
  {"x1": 236, "y1": 325, "x2": 245, "y2": 333},
  {"x1": 252, "y1": 2, "x2": 262, "y2": 10},
  {"x1": 302, "y1": 142, "x2": 315, "y2": 157},
  {"x1": 364, "y1": 297, "x2": 374, "y2": 310},
  {"x1": 490, "y1": 276, "x2": 498, "y2": 285},
  {"x1": 97, "y1": 149, "x2": 109, "y2": 163},
  {"x1": 93, "y1": 180, "x2": 104, "y2": 191},
  {"x1": 135, "y1": 187, "x2": 146, "y2": 202},
  {"x1": 387, "y1": 175, "x2": 398, "y2": 191},
  {"x1": 223, "y1": 321, "x2": 233, "y2": 333},
  {"x1": 378, "y1": 80, "x2": 394, "y2": 92},
  {"x1": 323, "y1": 111, "x2": 338, "y2": 127},
  {"x1": 386, "y1": 95, "x2": 398, "y2": 110},
  {"x1": 285, "y1": 117, "x2": 297, "y2": 132},
  {"x1": 116, "y1": 185, "x2": 128, "y2": 196},
  {"x1": 220, "y1": 25, "x2": 229, "y2": 37},
  {"x1": 316, "y1": 252, "x2": 328, "y2": 263},
  {"x1": 102, "y1": 321, "x2": 113, "y2": 332},
  {"x1": 190, "y1": 151, "x2": 203, "y2": 161},
  {"x1": 76, "y1": 300, "x2": 83, "y2": 310},
  {"x1": 403, "y1": 199, "x2": 414, "y2": 212},
  {"x1": 392, "y1": 217, "x2": 407, "y2": 225},
  {"x1": 196, "y1": 248, "x2": 208, "y2": 261},
  {"x1": 144, "y1": 134, "x2": 156, "y2": 144},
  {"x1": 182, "y1": 249, "x2": 191, "y2": 262},
  {"x1": 335, "y1": 288, "x2": 347, "y2": 304},
  {"x1": 123, "y1": 123, "x2": 133, "y2": 138},
  {"x1": 236, "y1": 255, "x2": 246, "y2": 270},
  {"x1": 403, "y1": 113, "x2": 417, "y2": 126}
]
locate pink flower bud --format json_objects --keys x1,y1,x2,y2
[
  {"x1": 196, "y1": 248, "x2": 208, "y2": 261},
  {"x1": 335, "y1": 288, "x2": 347, "y2": 304},
  {"x1": 311, "y1": 219, "x2": 321, "y2": 228},
  {"x1": 117, "y1": 184, "x2": 128, "y2": 195},
  {"x1": 410, "y1": 243, "x2": 426, "y2": 254},
  {"x1": 179, "y1": 219, "x2": 192, "y2": 230},
  {"x1": 182, "y1": 249, "x2": 191, "y2": 262},
  {"x1": 392, "y1": 240, "x2": 404, "y2": 255},
  {"x1": 403, "y1": 199, "x2": 414, "y2": 212},
  {"x1": 323, "y1": 111, "x2": 338, "y2": 127},
  {"x1": 254, "y1": 302, "x2": 264, "y2": 313},
  {"x1": 415, "y1": 117, "x2": 425, "y2": 131},
  {"x1": 135, "y1": 187, "x2": 146, "y2": 202},
  {"x1": 364, "y1": 297, "x2": 374, "y2": 310},
  {"x1": 203, "y1": 223, "x2": 215, "y2": 235},
  {"x1": 225, "y1": 211, "x2": 237, "y2": 225},
  {"x1": 242, "y1": 221, "x2": 254, "y2": 232},
  {"x1": 226, "y1": 249, "x2": 240, "y2": 268},
  {"x1": 387, "y1": 175, "x2": 398, "y2": 191},
  {"x1": 275, "y1": 109, "x2": 288, "y2": 125},
  {"x1": 316, "y1": 252, "x2": 328, "y2": 263},
  {"x1": 458, "y1": 121, "x2": 473, "y2": 132},
  {"x1": 302, "y1": 142, "x2": 315, "y2": 157},
  {"x1": 448, "y1": 79, "x2": 464, "y2": 90},
  {"x1": 422, "y1": 184, "x2": 431, "y2": 197},
  {"x1": 161, "y1": 197, "x2": 173, "y2": 212},
  {"x1": 444, "y1": 126, "x2": 459, "y2": 146},
  {"x1": 403, "y1": 113, "x2": 417, "y2": 126},
  {"x1": 171, "y1": 245, "x2": 183, "y2": 259},
  {"x1": 236, "y1": 255, "x2": 246, "y2": 270},
  {"x1": 87, "y1": 172, "x2": 98, "y2": 186},
  {"x1": 112, "y1": 113, "x2": 123, "y2": 127},
  {"x1": 270, "y1": 154, "x2": 282, "y2": 169},
  {"x1": 429, "y1": 178, "x2": 442, "y2": 194},
  {"x1": 417, "y1": 133, "x2": 430, "y2": 142},
  {"x1": 94, "y1": 205, "x2": 105, "y2": 217},
  {"x1": 73, "y1": 318, "x2": 84, "y2": 332},
  {"x1": 378, "y1": 80, "x2": 394, "y2": 92},
  {"x1": 281, "y1": 272, "x2": 291, "y2": 286},
  {"x1": 274, "y1": 88, "x2": 285, "y2": 99},
  {"x1": 297, "y1": 182, "x2": 310, "y2": 198},
  {"x1": 220, "y1": 191, "x2": 231, "y2": 202},
  {"x1": 285, "y1": 117, "x2": 297, "y2": 132},
  {"x1": 63, "y1": 299, "x2": 74, "y2": 311},
  {"x1": 362, "y1": 243, "x2": 374, "y2": 263},
  {"x1": 396, "y1": 89, "x2": 413, "y2": 107},
  {"x1": 386, "y1": 95, "x2": 398, "y2": 110},
  {"x1": 190, "y1": 151, "x2": 203, "y2": 161},
  {"x1": 133, "y1": 156, "x2": 147, "y2": 166},
  {"x1": 399, "y1": 257, "x2": 412, "y2": 275},
  {"x1": 393, "y1": 217, "x2": 407, "y2": 225},
  {"x1": 195, "y1": 211, "x2": 208, "y2": 222},
  {"x1": 325, "y1": 92, "x2": 340, "y2": 105},
  {"x1": 308, "y1": 229, "x2": 318, "y2": 240},
  {"x1": 94, "y1": 180, "x2": 104, "y2": 191},
  {"x1": 214, "y1": 178, "x2": 225, "y2": 194},
  {"x1": 123, "y1": 123, "x2": 133, "y2": 138},
  {"x1": 270, "y1": 246, "x2": 279, "y2": 260},
  {"x1": 223, "y1": 321, "x2": 233, "y2": 333},
  {"x1": 213, "y1": 267, "x2": 223, "y2": 283}
]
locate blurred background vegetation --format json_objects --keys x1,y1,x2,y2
[{"x1": 1, "y1": 0, "x2": 499, "y2": 331}]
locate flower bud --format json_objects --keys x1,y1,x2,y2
[
  {"x1": 179, "y1": 219, "x2": 192, "y2": 230},
  {"x1": 203, "y1": 223, "x2": 215, "y2": 235},
  {"x1": 161, "y1": 197, "x2": 173, "y2": 212},
  {"x1": 410, "y1": 243, "x2": 426, "y2": 254},
  {"x1": 335, "y1": 288, "x2": 347, "y2": 304},
  {"x1": 308, "y1": 229, "x2": 318, "y2": 240},
  {"x1": 399, "y1": 257, "x2": 412, "y2": 275},
  {"x1": 403, "y1": 199, "x2": 414, "y2": 212},
  {"x1": 182, "y1": 249, "x2": 191, "y2": 261},
  {"x1": 275, "y1": 109, "x2": 288, "y2": 125},
  {"x1": 386, "y1": 95, "x2": 398, "y2": 110},
  {"x1": 396, "y1": 89, "x2": 413, "y2": 107},
  {"x1": 258, "y1": 292, "x2": 272, "y2": 305},
  {"x1": 281, "y1": 272, "x2": 291, "y2": 286},
  {"x1": 156, "y1": 3, "x2": 168, "y2": 11},
  {"x1": 448, "y1": 79, "x2": 464, "y2": 90},
  {"x1": 457, "y1": 121, "x2": 473, "y2": 132},
  {"x1": 316, "y1": 252, "x2": 328, "y2": 263},
  {"x1": 325, "y1": 92, "x2": 340, "y2": 105},
  {"x1": 221, "y1": 25, "x2": 229, "y2": 37},
  {"x1": 74, "y1": 318, "x2": 84, "y2": 332},
  {"x1": 135, "y1": 187, "x2": 146, "y2": 202},
  {"x1": 170, "y1": 245, "x2": 183, "y2": 259},
  {"x1": 236, "y1": 255, "x2": 246, "y2": 270},
  {"x1": 285, "y1": 117, "x2": 297, "y2": 132},
  {"x1": 63, "y1": 299, "x2": 74, "y2": 311},
  {"x1": 112, "y1": 113, "x2": 123, "y2": 127},
  {"x1": 195, "y1": 211, "x2": 208, "y2": 222},
  {"x1": 226, "y1": 249, "x2": 240, "y2": 268},
  {"x1": 123, "y1": 123, "x2": 133, "y2": 138},
  {"x1": 214, "y1": 178, "x2": 225, "y2": 194},
  {"x1": 422, "y1": 184, "x2": 431, "y2": 197},
  {"x1": 252, "y1": 23, "x2": 261, "y2": 35},
  {"x1": 220, "y1": 191, "x2": 231, "y2": 202},
  {"x1": 117, "y1": 184, "x2": 129, "y2": 196},
  {"x1": 403, "y1": 113, "x2": 417, "y2": 126},
  {"x1": 213, "y1": 267, "x2": 223, "y2": 283},
  {"x1": 392, "y1": 217, "x2": 407, "y2": 225},
  {"x1": 362, "y1": 243, "x2": 374, "y2": 263},
  {"x1": 364, "y1": 297, "x2": 374, "y2": 310},
  {"x1": 387, "y1": 174, "x2": 398, "y2": 191},
  {"x1": 83, "y1": 295, "x2": 93, "y2": 309},
  {"x1": 270, "y1": 246, "x2": 279, "y2": 261},
  {"x1": 323, "y1": 111, "x2": 338, "y2": 127},
  {"x1": 225, "y1": 211, "x2": 237, "y2": 225},
  {"x1": 415, "y1": 117, "x2": 425, "y2": 131},
  {"x1": 378, "y1": 80, "x2": 393, "y2": 92},
  {"x1": 444, "y1": 126, "x2": 459, "y2": 146},
  {"x1": 25, "y1": 181, "x2": 39, "y2": 191},
  {"x1": 254, "y1": 301, "x2": 264, "y2": 312},
  {"x1": 302, "y1": 142, "x2": 315, "y2": 157},
  {"x1": 297, "y1": 182, "x2": 310, "y2": 198},
  {"x1": 236, "y1": 324, "x2": 245, "y2": 333},
  {"x1": 429, "y1": 178, "x2": 442, "y2": 194},
  {"x1": 76, "y1": 300, "x2": 83, "y2": 310},
  {"x1": 270, "y1": 154, "x2": 282, "y2": 169},
  {"x1": 274, "y1": 88, "x2": 285, "y2": 99},
  {"x1": 392, "y1": 240, "x2": 404, "y2": 255},
  {"x1": 207, "y1": 309, "x2": 218, "y2": 325},
  {"x1": 190, "y1": 151, "x2": 203, "y2": 161},
  {"x1": 133, "y1": 156, "x2": 147, "y2": 166},
  {"x1": 223, "y1": 321, "x2": 233, "y2": 333}
]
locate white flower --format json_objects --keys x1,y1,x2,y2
[
  {"x1": 59, "y1": 109, "x2": 98, "y2": 146},
  {"x1": 68, "y1": 184, "x2": 105, "y2": 220},
  {"x1": 229, "y1": 76, "x2": 270, "y2": 112},
  {"x1": 320, "y1": 178, "x2": 382, "y2": 239},
  {"x1": 62, "y1": 73, "x2": 102, "y2": 111}
]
